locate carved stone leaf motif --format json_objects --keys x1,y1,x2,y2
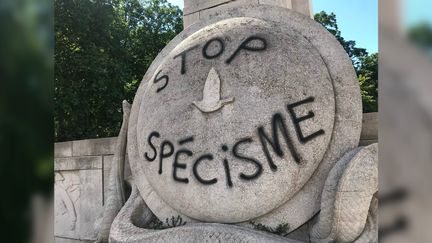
[{"x1": 193, "y1": 67, "x2": 234, "y2": 113}]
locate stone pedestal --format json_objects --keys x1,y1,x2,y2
[{"x1": 183, "y1": 0, "x2": 313, "y2": 28}]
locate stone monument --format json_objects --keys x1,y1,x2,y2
[{"x1": 94, "y1": 1, "x2": 378, "y2": 242}]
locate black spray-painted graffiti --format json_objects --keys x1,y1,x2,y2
[
  {"x1": 143, "y1": 96, "x2": 325, "y2": 188},
  {"x1": 153, "y1": 35, "x2": 267, "y2": 93}
]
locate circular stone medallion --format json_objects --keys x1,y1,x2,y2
[{"x1": 128, "y1": 5, "x2": 361, "y2": 230}]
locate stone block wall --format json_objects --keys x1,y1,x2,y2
[
  {"x1": 54, "y1": 138, "x2": 117, "y2": 243},
  {"x1": 183, "y1": 0, "x2": 313, "y2": 28},
  {"x1": 360, "y1": 112, "x2": 378, "y2": 146},
  {"x1": 53, "y1": 112, "x2": 377, "y2": 242}
]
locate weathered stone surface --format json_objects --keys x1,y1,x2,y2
[
  {"x1": 260, "y1": 0, "x2": 292, "y2": 8},
  {"x1": 54, "y1": 169, "x2": 103, "y2": 241},
  {"x1": 183, "y1": 11, "x2": 200, "y2": 28},
  {"x1": 198, "y1": 0, "x2": 258, "y2": 22},
  {"x1": 103, "y1": 155, "x2": 114, "y2": 205},
  {"x1": 55, "y1": 171, "x2": 80, "y2": 239},
  {"x1": 359, "y1": 139, "x2": 378, "y2": 146},
  {"x1": 128, "y1": 4, "x2": 361, "y2": 231},
  {"x1": 361, "y1": 112, "x2": 378, "y2": 140},
  {"x1": 54, "y1": 156, "x2": 102, "y2": 171},
  {"x1": 54, "y1": 238, "x2": 94, "y2": 243},
  {"x1": 55, "y1": 141, "x2": 73, "y2": 158},
  {"x1": 184, "y1": 0, "x2": 305, "y2": 28},
  {"x1": 183, "y1": 0, "x2": 231, "y2": 15},
  {"x1": 284, "y1": 217, "x2": 314, "y2": 242},
  {"x1": 72, "y1": 137, "x2": 117, "y2": 156},
  {"x1": 109, "y1": 185, "x2": 302, "y2": 243},
  {"x1": 359, "y1": 112, "x2": 378, "y2": 145},
  {"x1": 311, "y1": 143, "x2": 378, "y2": 242},
  {"x1": 291, "y1": 0, "x2": 313, "y2": 18},
  {"x1": 103, "y1": 154, "x2": 132, "y2": 205}
]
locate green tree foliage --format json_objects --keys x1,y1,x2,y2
[
  {"x1": 314, "y1": 11, "x2": 378, "y2": 112},
  {"x1": 358, "y1": 53, "x2": 378, "y2": 112},
  {"x1": 55, "y1": 0, "x2": 182, "y2": 141}
]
